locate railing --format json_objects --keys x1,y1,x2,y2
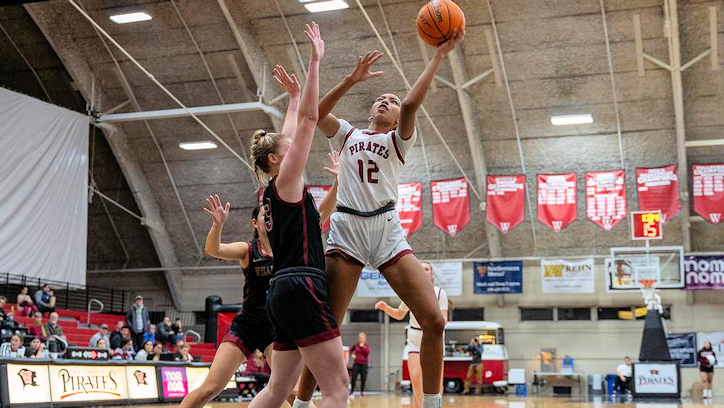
[
  {"x1": 86, "y1": 299, "x2": 104, "y2": 326},
  {"x1": 184, "y1": 330, "x2": 201, "y2": 344},
  {"x1": 0, "y1": 272, "x2": 126, "y2": 314}
]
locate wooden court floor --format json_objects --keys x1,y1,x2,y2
[{"x1": 144, "y1": 394, "x2": 724, "y2": 407}]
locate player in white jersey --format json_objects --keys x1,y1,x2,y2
[
  {"x1": 376, "y1": 262, "x2": 448, "y2": 408},
  {"x1": 292, "y1": 30, "x2": 464, "y2": 408}
]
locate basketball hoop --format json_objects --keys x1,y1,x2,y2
[{"x1": 639, "y1": 279, "x2": 663, "y2": 314}]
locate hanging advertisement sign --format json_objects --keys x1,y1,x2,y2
[
  {"x1": 684, "y1": 256, "x2": 724, "y2": 290},
  {"x1": 540, "y1": 259, "x2": 595, "y2": 294},
  {"x1": 473, "y1": 261, "x2": 523, "y2": 294},
  {"x1": 429, "y1": 261, "x2": 463, "y2": 296}
]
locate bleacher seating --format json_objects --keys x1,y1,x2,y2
[{"x1": 1, "y1": 304, "x2": 218, "y2": 362}]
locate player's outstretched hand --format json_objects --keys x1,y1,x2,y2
[
  {"x1": 305, "y1": 21, "x2": 325, "y2": 62},
  {"x1": 203, "y1": 194, "x2": 230, "y2": 225},
  {"x1": 273, "y1": 65, "x2": 301, "y2": 99},
  {"x1": 374, "y1": 300, "x2": 388, "y2": 311},
  {"x1": 323, "y1": 150, "x2": 340, "y2": 177},
  {"x1": 349, "y1": 51, "x2": 384, "y2": 83},
  {"x1": 436, "y1": 28, "x2": 465, "y2": 56}
]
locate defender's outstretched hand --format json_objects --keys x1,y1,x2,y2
[
  {"x1": 203, "y1": 195, "x2": 230, "y2": 225},
  {"x1": 323, "y1": 150, "x2": 340, "y2": 177},
  {"x1": 305, "y1": 22, "x2": 325, "y2": 62},
  {"x1": 273, "y1": 65, "x2": 300, "y2": 99}
]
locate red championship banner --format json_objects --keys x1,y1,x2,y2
[
  {"x1": 431, "y1": 177, "x2": 470, "y2": 237},
  {"x1": 585, "y1": 170, "x2": 627, "y2": 231},
  {"x1": 486, "y1": 175, "x2": 525, "y2": 234},
  {"x1": 307, "y1": 185, "x2": 332, "y2": 232},
  {"x1": 692, "y1": 163, "x2": 724, "y2": 224},
  {"x1": 537, "y1": 173, "x2": 577, "y2": 232},
  {"x1": 396, "y1": 182, "x2": 423, "y2": 237},
  {"x1": 635, "y1": 165, "x2": 680, "y2": 224}
]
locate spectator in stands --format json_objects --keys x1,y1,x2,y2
[
  {"x1": 33, "y1": 284, "x2": 55, "y2": 315},
  {"x1": 125, "y1": 295, "x2": 149, "y2": 351},
  {"x1": 174, "y1": 343, "x2": 193, "y2": 362},
  {"x1": 157, "y1": 316, "x2": 174, "y2": 345},
  {"x1": 174, "y1": 338, "x2": 185, "y2": 353},
  {"x1": 0, "y1": 296, "x2": 8, "y2": 324},
  {"x1": 45, "y1": 312, "x2": 64, "y2": 339},
  {"x1": 0, "y1": 334, "x2": 25, "y2": 357},
  {"x1": 113, "y1": 338, "x2": 135, "y2": 360},
  {"x1": 150, "y1": 343, "x2": 165, "y2": 361},
  {"x1": 96, "y1": 338, "x2": 109, "y2": 350},
  {"x1": 143, "y1": 324, "x2": 157, "y2": 345},
  {"x1": 111, "y1": 326, "x2": 131, "y2": 350},
  {"x1": 16, "y1": 286, "x2": 37, "y2": 317},
  {"x1": 243, "y1": 349, "x2": 271, "y2": 389},
  {"x1": 109, "y1": 321, "x2": 124, "y2": 348},
  {"x1": 25, "y1": 336, "x2": 48, "y2": 359},
  {"x1": 89, "y1": 324, "x2": 110, "y2": 347},
  {"x1": 28, "y1": 312, "x2": 47, "y2": 342},
  {"x1": 171, "y1": 318, "x2": 184, "y2": 344},
  {"x1": 135, "y1": 340, "x2": 154, "y2": 361}
]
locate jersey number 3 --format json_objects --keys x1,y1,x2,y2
[{"x1": 357, "y1": 160, "x2": 379, "y2": 184}]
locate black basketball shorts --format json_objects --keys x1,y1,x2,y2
[
  {"x1": 222, "y1": 310, "x2": 275, "y2": 357},
  {"x1": 266, "y1": 267, "x2": 340, "y2": 351}
]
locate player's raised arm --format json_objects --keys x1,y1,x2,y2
[
  {"x1": 398, "y1": 30, "x2": 464, "y2": 140},
  {"x1": 276, "y1": 22, "x2": 324, "y2": 203},
  {"x1": 273, "y1": 65, "x2": 301, "y2": 138}
]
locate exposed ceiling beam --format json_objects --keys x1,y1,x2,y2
[
  {"x1": 25, "y1": 2, "x2": 185, "y2": 308},
  {"x1": 217, "y1": 0, "x2": 284, "y2": 132},
  {"x1": 97, "y1": 101, "x2": 282, "y2": 123},
  {"x1": 448, "y1": 49, "x2": 502, "y2": 259}
]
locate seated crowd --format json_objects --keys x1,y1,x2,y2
[{"x1": 0, "y1": 287, "x2": 195, "y2": 362}]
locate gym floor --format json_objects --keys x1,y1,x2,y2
[{"x1": 143, "y1": 395, "x2": 724, "y2": 407}]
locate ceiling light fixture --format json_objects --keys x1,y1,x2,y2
[
  {"x1": 304, "y1": 0, "x2": 349, "y2": 13},
  {"x1": 179, "y1": 141, "x2": 218, "y2": 151},
  {"x1": 110, "y1": 12, "x2": 152, "y2": 24},
  {"x1": 550, "y1": 114, "x2": 593, "y2": 126}
]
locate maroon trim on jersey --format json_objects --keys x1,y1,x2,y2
[
  {"x1": 379, "y1": 248, "x2": 414, "y2": 271},
  {"x1": 408, "y1": 351, "x2": 420, "y2": 354},
  {"x1": 221, "y1": 333, "x2": 252, "y2": 357},
  {"x1": 273, "y1": 341, "x2": 298, "y2": 351},
  {"x1": 391, "y1": 131, "x2": 405, "y2": 164},
  {"x1": 273, "y1": 182, "x2": 305, "y2": 207},
  {"x1": 302, "y1": 200, "x2": 309, "y2": 266},
  {"x1": 296, "y1": 327, "x2": 341, "y2": 348},
  {"x1": 305, "y1": 277, "x2": 333, "y2": 332},
  {"x1": 255, "y1": 239, "x2": 272, "y2": 259},
  {"x1": 341, "y1": 126, "x2": 356, "y2": 149},
  {"x1": 325, "y1": 248, "x2": 364, "y2": 266}
]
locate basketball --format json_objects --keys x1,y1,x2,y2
[
  {"x1": 417, "y1": 0, "x2": 466, "y2": 46},
  {"x1": 706, "y1": 354, "x2": 716, "y2": 366}
]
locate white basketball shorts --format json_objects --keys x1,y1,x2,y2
[{"x1": 325, "y1": 210, "x2": 413, "y2": 270}]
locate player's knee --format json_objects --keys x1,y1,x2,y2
[{"x1": 420, "y1": 312, "x2": 445, "y2": 334}]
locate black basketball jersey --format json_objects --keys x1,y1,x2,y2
[
  {"x1": 241, "y1": 238, "x2": 273, "y2": 318},
  {"x1": 263, "y1": 177, "x2": 325, "y2": 272}
]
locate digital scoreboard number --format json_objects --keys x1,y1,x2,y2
[{"x1": 631, "y1": 210, "x2": 663, "y2": 240}]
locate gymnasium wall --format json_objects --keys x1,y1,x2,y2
[{"x1": 345, "y1": 262, "x2": 724, "y2": 394}]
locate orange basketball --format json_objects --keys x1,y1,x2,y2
[{"x1": 417, "y1": 0, "x2": 466, "y2": 46}]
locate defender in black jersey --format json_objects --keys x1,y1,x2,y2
[
  {"x1": 247, "y1": 23, "x2": 349, "y2": 408},
  {"x1": 182, "y1": 202, "x2": 290, "y2": 408},
  {"x1": 222, "y1": 238, "x2": 274, "y2": 356},
  {"x1": 263, "y1": 178, "x2": 339, "y2": 350}
]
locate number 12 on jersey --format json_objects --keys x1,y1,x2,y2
[{"x1": 358, "y1": 160, "x2": 379, "y2": 184}]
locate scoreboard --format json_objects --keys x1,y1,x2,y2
[{"x1": 631, "y1": 210, "x2": 663, "y2": 240}]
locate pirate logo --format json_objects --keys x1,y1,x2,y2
[
  {"x1": 134, "y1": 370, "x2": 147, "y2": 386},
  {"x1": 18, "y1": 369, "x2": 38, "y2": 388}
]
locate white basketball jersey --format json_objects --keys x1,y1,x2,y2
[{"x1": 332, "y1": 119, "x2": 417, "y2": 212}]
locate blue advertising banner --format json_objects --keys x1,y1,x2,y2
[
  {"x1": 667, "y1": 332, "x2": 697, "y2": 368},
  {"x1": 473, "y1": 261, "x2": 523, "y2": 294}
]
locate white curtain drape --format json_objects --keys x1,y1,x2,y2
[{"x1": 0, "y1": 88, "x2": 89, "y2": 286}]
